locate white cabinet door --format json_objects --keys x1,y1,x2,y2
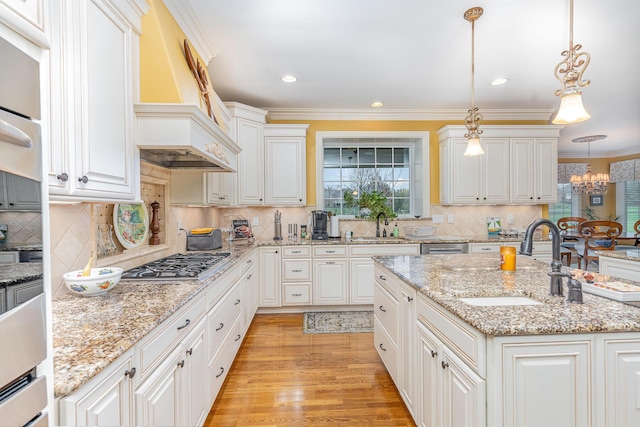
[
  {"x1": 236, "y1": 117, "x2": 265, "y2": 205},
  {"x1": 59, "y1": 351, "x2": 135, "y2": 427},
  {"x1": 181, "y1": 319, "x2": 207, "y2": 427},
  {"x1": 599, "y1": 256, "x2": 640, "y2": 282},
  {"x1": 350, "y1": 258, "x2": 375, "y2": 304},
  {"x1": 601, "y1": 336, "x2": 640, "y2": 427},
  {"x1": 399, "y1": 282, "x2": 417, "y2": 417},
  {"x1": 417, "y1": 323, "x2": 441, "y2": 427},
  {"x1": 265, "y1": 135, "x2": 306, "y2": 206},
  {"x1": 313, "y1": 259, "x2": 348, "y2": 304},
  {"x1": 48, "y1": 0, "x2": 142, "y2": 202},
  {"x1": 258, "y1": 247, "x2": 281, "y2": 307},
  {"x1": 3, "y1": 172, "x2": 41, "y2": 210},
  {"x1": 480, "y1": 138, "x2": 509, "y2": 204},
  {"x1": 510, "y1": 138, "x2": 558, "y2": 204}
]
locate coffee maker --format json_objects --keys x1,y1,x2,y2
[{"x1": 311, "y1": 210, "x2": 328, "y2": 240}]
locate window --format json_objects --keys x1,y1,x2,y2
[
  {"x1": 548, "y1": 184, "x2": 583, "y2": 223},
  {"x1": 316, "y1": 132, "x2": 429, "y2": 218},
  {"x1": 616, "y1": 180, "x2": 640, "y2": 231}
]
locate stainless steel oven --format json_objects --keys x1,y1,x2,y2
[
  {"x1": 0, "y1": 34, "x2": 48, "y2": 427},
  {"x1": 420, "y1": 242, "x2": 469, "y2": 255}
]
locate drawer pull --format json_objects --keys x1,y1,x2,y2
[
  {"x1": 177, "y1": 319, "x2": 191, "y2": 331},
  {"x1": 216, "y1": 322, "x2": 224, "y2": 331},
  {"x1": 292, "y1": 293, "x2": 302, "y2": 297},
  {"x1": 235, "y1": 334, "x2": 241, "y2": 342},
  {"x1": 292, "y1": 250, "x2": 302, "y2": 253},
  {"x1": 431, "y1": 350, "x2": 438, "y2": 358},
  {"x1": 325, "y1": 250, "x2": 336, "y2": 253},
  {"x1": 481, "y1": 248, "x2": 492, "y2": 251},
  {"x1": 186, "y1": 348, "x2": 193, "y2": 356},
  {"x1": 246, "y1": 259, "x2": 253, "y2": 264},
  {"x1": 292, "y1": 269, "x2": 303, "y2": 272},
  {"x1": 378, "y1": 275, "x2": 386, "y2": 281},
  {"x1": 326, "y1": 261, "x2": 335, "y2": 264},
  {"x1": 441, "y1": 361, "x2": 449, "y2": 369},
  {"x1": 378, "y1": 305, "x2": 387, "y2": 312},
  {"x1": 124, "y1": 368, "x2": 136, "y2": 379},
  {"x1": 234, "y1": 299, "x2": 241, "y2": 305},
  {"x1": 246, "y1": 273, "x2": 253, "y2": 280},
  {"x1": 216, "y1": 367, "x2": 225, "y2": 378},
  {"x1": 177, "y1": 360, "x2": 185, "y2": 368},
  {"x1": 379, "y1": 343, "x2": 387, "y2": 352},
  {"x1": 407, "y1": 296, "x2": 414, "y2": 302}
]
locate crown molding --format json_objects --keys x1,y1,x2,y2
[
  {"x1": 264, "y1": 108, "x2": 555, "y2": 122},
  {"x1": 162, "y1": 0, "x2": 218, "y2": 62}
]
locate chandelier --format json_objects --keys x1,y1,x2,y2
[
  {"x1": 463, "y1": 7, "x2": 484, "y2": 156},
  {"x1": 552, "y1": 0, "x2": 591, "y2": 125},
  {"x1": 570, "y1": 135, "x2": 609, "y2": 195}
]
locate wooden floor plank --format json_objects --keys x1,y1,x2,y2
[{"x1": 204, "y1": 313, "x2": 415, "y2": 426}]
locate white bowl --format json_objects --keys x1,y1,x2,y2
[{"x1": 63, "y1": 267, "x2": 123, "y2": 296}]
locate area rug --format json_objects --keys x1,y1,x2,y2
[{"x1": 303, "y1": 311, "x2": 374, "y2": 334}]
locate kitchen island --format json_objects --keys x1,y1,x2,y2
[{"x1": 373, "y1": 253, "x2": 640, "y2": 427}]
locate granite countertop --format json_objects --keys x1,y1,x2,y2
[
  {"x1": 52, "y1": 244, "x2": 254, "y2": 398},
  {"x1": 252, "y1": 234, "x2": 546, "y2": 246},
  {"x1": 0, "y1": 262, "x2": 43, "y2": 285},
  {"x1": 597, "y1": 248, "x2": 640, "y2": 262},
  {"x1": 374, "y1": 253, "x2": 640, "y2": 336}
]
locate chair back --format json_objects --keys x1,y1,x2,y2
[
  {"x1": 577, "y1": 220, "x2": 623, "y2": 252},
  {"x1": 557, "y1": 217, "x2": 587, "y2": 234},
  {"x1": 634, "y1": 219, "x2": 640, "y2": 235}
]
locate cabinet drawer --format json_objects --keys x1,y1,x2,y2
[
  {"x1": 350, "y1": 244, "x2": 420, "y2": 257},
  {"x1": 283, "y1": 284, "x2": 312, "y2": 305},
  {"x1": 282, "y1": 259, "x2": 312, "y2": 281},
  {"x1": 138, "y1": 296, "x2": 206, "y2": 380},
  {"x1": 282, "y1": 246, "x2": 311, "y2": 258},
  {"x1": 417, "y1": 295, "x2": 485, "y2": 377},
  {"x1": 468, "y1": 243, "x2": 502, "y2": 253},
  {"x1": 374, "y1": 318, "x2": 399, "y2": 384},
  {"x1": 374, "y1": 264, "x2": 400, "y2": 300},
  {"x1": 208, "y1": 316, "x2": 241, "y2": 404},
  {"x1": 313, "y1": 245, "x2": 347, "y2": 257},
  {"x1": 374, "y1": 281, "x2": 399, "y2": 342},
  {"x1": 208, "y1": 286, "x2": 243, "y2": 360},
  {"x1": 240, "y1": 251, "x2": 257, "y2": 275}
]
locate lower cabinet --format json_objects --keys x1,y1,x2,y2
[
  {"x1": 313, "y1": 258, "x2": 348, "y2": 304},
  {"x1": 599, "y1": 256, "x2": 640, "y2": 282},
  {"x1": 258, "y1": 246, "x2": 281, "y2": 307},
  {"x1": 600, "y1": 334, "x2": 640, "y2": 427}
]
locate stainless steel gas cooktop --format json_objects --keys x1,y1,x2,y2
[{"x1": 121, "y1": 252, "x2": 231, "y2": 281}]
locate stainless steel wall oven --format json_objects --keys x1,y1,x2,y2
[{"x1": 0, "y1": 34, "x2": 48, "y2": 427}]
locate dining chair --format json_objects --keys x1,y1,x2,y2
[
  {"x1": 635, "y1": 219, "x2": 640, "y2": 246},
  {"x1": 557, "y1": 217, "x2": 587, "y2": 265},
  {"x1": 575, "y1": 220, "x2": 623, "y2": 271}
]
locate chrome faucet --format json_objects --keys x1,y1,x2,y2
[
  {"x1": 520, "y1": 219, "x2": 566, "y2": 297},
  {"x1": 376, "y1": 212, "x2": 389, "y2": 238}
]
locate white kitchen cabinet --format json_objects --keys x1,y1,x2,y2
[
  {"x1": 170, "y1": 170, "x2": 233, "y2": 206},
  {"x1": 47, "y1": 0, "x2": 147, "y2": 202},
  {"x1": 264, "y1": 125, "x2": 308, "y2": 206},
  {"x1": 399, "y1": 281, "x2": 417, "y2": 417},
  {"x1": 0, "y1": 288, "x2": 5, "y2": 314},
  {"x1": 282, "y1": 246, "x2": 313, "y2": 306},
  {"x1": 0, "y1": 171, "x2": 41, "y2": 211},
  {"x1": 0, "y1": 0, "x2": 48, "y2": 47},
  {"x1": 180, "y1": 319, "x2": 207, "y2": 427},
  {"x1": 258, "y1": 246, "x2": 281, "y2": 307},
  {"x1": 468, "y1": 241, "x2": 552, "y2": 263},
  {"x1": 6, "y1": 278, "x2": 43, "y2": 309},
  {"x1": 240, "y1": 253, "x2": 258, "y2": 330},
  {"x1": 599, "y1": 256, "x2": 640, "y2": 282},
  {"x1": 58, "y1": 350, "x2": 136, "y2": 427},
  {"x1": 439, "y1": 136, "x2": 509, "y2": 205},
  {"x1": 313, "y1": 245, "x2": 348, "y2": 305},
  {"x1": 510, "y1": 138, "x2": 558, "y2": 203}
]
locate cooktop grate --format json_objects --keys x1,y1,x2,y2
[{"x1": 121, "y1": 252, "x2": 231, "y2": 281}]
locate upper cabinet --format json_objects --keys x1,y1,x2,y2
[
  {"x1": 0, "y1": 0, "x2": 49, "y2": 48},
  {"x1": 438, "y1": 125, "x2": 560, "y2": 205},
  {"x1": 47, "y1": 0, "x2": 148, "y2": 202},
  {"x1": 0, "y1": 172, "x2": 41, "y2": 211}
]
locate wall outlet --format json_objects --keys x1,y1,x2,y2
[
  {"x1": 177, "y1": 220, "x2": 182, "y2": 235},
  {"x1": 432, "y1": 215, "x2": 444, "y2": 224},
  {"x1": 448, "y1": 214, "x2": 454, "y2": 223},
  {"x1": 507, "y1": 214, "x2": 515, "y2": 224},
  {"x1": 252, "y1": 216, "x2": 260, "y2": 226}
]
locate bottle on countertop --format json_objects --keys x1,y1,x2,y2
[
  {"x1": 393, "y1": 223, "x2": 399, "y2": 237},
  {"x1": 383, "y1": 229, "x2": 387, "y2": 238}
]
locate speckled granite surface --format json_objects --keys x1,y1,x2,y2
[
  {"x1": 253, "y1": 234, "x2": 546, "y2": 246},
  {"x1": 52, "y1": 244, "x2": 254, "y2": 398},
  {"x1": 597, "y1": 248, "x2": 640, "y2": 262},
  {"x1": 374, "y1": 254, "x2": 640, "y2": 336},
  {"x1": 0, "y1": 262, "x2": 43, "y2": 285}
]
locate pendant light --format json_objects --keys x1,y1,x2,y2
[
  {"x1": 463, "y1": 7, "x2": 484, "y2": 156},
  {"x1": 570, "y1": 135, "x2": 609, "y2": 195},
  {"x1": 552, "y1": 0, "x2": 591, "y2": 124}
]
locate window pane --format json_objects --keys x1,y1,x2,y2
[
  {"x1": 358, "y1": 148, "x2": 375, "y2": 165},
  {"x1": 394, "y1": 167, "x2": 410, "y2": 181},
  {"x1": 394, "y1": 147, "x2": 410, "y2": 164},
  {"x1": 324, "y1": 148, "x2": 341, "y2": 166},
  {"x1": 323, "y1": 167, "x2": 341, "y2": 182},
  {"x1": 341, "y1": 148, "x2": 358, "y2": 165},
  {"x1": 377, "y1": 148, "x2": 393, "y2": 164},
  {"x1": 394, "y1": 198, "x2": 410, "y2": 214}
]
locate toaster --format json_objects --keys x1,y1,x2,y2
[{"x1": 186, "y1": 228, "x2": 222, "y2": 251}]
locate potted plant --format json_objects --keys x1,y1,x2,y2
[{"x1": 343, "y1": 190, "x2": 396, "y2": 220}]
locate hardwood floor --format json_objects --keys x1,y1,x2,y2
[{"x1": 205, "y1": 313, "x2": 415, "y2": 426}]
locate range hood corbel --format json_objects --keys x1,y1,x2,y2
[{"x1": 135, "y1": 103, "x2": 240, "y2": 171}]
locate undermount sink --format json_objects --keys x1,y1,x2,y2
[{"x1": 459, "y1": 296, "x2": 542, "y2": 306}]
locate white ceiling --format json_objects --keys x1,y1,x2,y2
[{"x1": 169, "y1": 0, "x2": 640, "y2": 158}]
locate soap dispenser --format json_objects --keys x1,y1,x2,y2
[{"x1": 393, "y1": 223, "x2": 399, "y2": 237}]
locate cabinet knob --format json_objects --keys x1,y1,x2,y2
[
  {"x1": 378, "y1": 305, "x2": 387, "y2": 312},
  {"x1": 9, "y1": 202, "x2": 14, "y2": 206},
  {"x1": 216, "y1": 367, "x2": 225, "y2": 378},
  {"x1": 124, "y1": 367, "x2": 136, "y2": 379},
  {"x1": 441, "y1": 361, "x2": 449, "y2": 369},
  {"x1": 379, "y1": 343, "x2": 387, "y2": 352},
  {"x1": 530, "y1": 196, "x2": 534, "y2": 200},
  {"x1": 56, "y1": 173, "x2": 69, "y2": 182},
  {"x1": 78, "y1": 175, "x2": 89, "y2": 184},
  {"x1": 537, "y1": 196, "x2": 541, "y2": 200},
  {"x1": 177, "y1": 360, "x2": 185, "y2": 368},
  {"x1": 431, "y1": 350, "x2": 438, "y2": 358},
  {"x1": 186, "y1": 348, "x2": 193, "y2": 356}
]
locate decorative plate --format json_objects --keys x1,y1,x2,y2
[{"x1": 113, "y1": 203, "x2": 149, "y2": 249}]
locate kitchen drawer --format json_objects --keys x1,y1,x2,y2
[
  {"x1": 282, "y1": 284, "x2": 312, "y2": 306},
  {"x1": 468, "y1": 242, "x2": 502, "y2": 253},
  {"x1": 350, "y1": 244, "x2": 419, "y2": 257},
  {"x1": 374, "y1": 318, "x2": 399, "y2": 384},
  {"x1": 240, "y1": 251, "x2": 257, "y2": 275},
  {"x1": 417, "y1": 295, "x2": 486, "y2": 377},
  {"x1": 313, "y1": 245, "x2": 347, "y2": 257},
  {"x1": 282, "y1": 259, "x2": 312, "y2": 281},
  {"x1": 374, "y1": 281, "x2": 399, "y2": 342},
  {"x1": 207, "y1": 285, "x2": 243, "y2": 360},
  {"x1": 282, "y1": 246, "x2": 312, "y2": 258},
  {"x1": 138, "y1": 295, "x2": 206, "y2": 380},
  {"x1": 206, "y1": 267, "x2": 239, "y2": 310},
  {"x1": 208, "y1": 316, "x2": 242, "y2": 403},
  {"x1": 374, "y1": 264, "x2": 400, "y2": 300}
]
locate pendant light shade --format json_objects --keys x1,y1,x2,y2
[
  {"x1": 552, "y1": 91, "x2": 591, "y2": 124},
  {"x1": 463, "y1": 7, "x2": 484, "y2": 156},
  {"x1": 464, "y1": 136, "x2": 484, "y2": 156}
]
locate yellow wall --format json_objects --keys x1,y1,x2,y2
[{"x1": 270, "y1": 119, "x2": 547, "y2": 206}]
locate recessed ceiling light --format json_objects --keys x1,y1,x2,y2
[
  {"x1": 281, "y1": 75, "x2": 297, "y2": 83},
  {"x1": 490, "y1": 77, "x2": 509, "y2": 86},
  {"x1": 371, "y1": 101, "x2": 384, "y2": 107}
]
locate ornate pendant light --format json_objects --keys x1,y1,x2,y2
[
  {"x1": 463, "y1": 7, "x2": 484, "y2": 156},
  {"x1": 552, "y1": 0, "x2": 591, "y2": 124},
  {"x1": 570, "y1": 135, "x2": 609, "y2": 195}
]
